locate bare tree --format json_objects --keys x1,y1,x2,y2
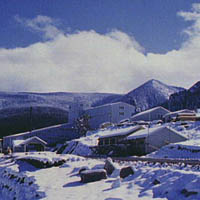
[{"x1": 75, "y1": 114, "x2": 91, "y2": 136}]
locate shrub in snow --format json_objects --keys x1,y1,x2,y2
[
  {"x1": 153, "y1": 179, "x2": 161, "y2": 185},
  {"x1": 104, "y1": 157, "x2": 116, "y2": 175},
  {"x1": 0, "y1": 168, "x2": 45, "y2": 200},
  {"x1": 80, "y1": 169, "x2": 107, "y2": 183},
  {"x1": 17, "y1": 156, "x2": 66, "y2": 169},
  {"x1": 119, "y1": 166, "x2": 134, "y2": 179}
]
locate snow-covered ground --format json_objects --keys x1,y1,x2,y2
[
  {"x1": 1, "y1": 152, "x2": 200, "y2": 199},
  {"x1": 1, "y1": 121, "x2": 200, "y2": 199}
]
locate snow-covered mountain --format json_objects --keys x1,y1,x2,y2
[
  {"x1": 94, "y1": 79, "x2": 184, "y2": 112},
  {"x1": 0, "y1": 91, "x2": 120, "y2": 110},
  {"x1": 0, "y1": 80, "x2": 185, "y2": 137},
  {"x1": 165, "y1": 81, "x2": 200, "y2": 111}
]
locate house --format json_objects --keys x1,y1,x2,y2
[
  {"x1": 163, "y1": 109, "x2": 195, "y2": 122},
  {"x1": 3, "y1": 123, "x2": 78, "y2": 150},
  {"x1": 131, "y1": 106, "x2": 170, "y2": 122},
  {"x1": 98, "y1": 125, "x2": 144, "y2": 146},
  {"x1": 176, "y1": 113, "x2": 200, "y2": 122},
  {"x1": 125, "y1": 126, "x2": 187, "y2": 155},
  {"x1": 13, "y1": 136, "x2": 47, "y2": 152},
  {"x1": 84, "y1": 102, "x2": 136, "y2": 129}
]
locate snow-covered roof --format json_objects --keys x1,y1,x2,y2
[
  {"x1": 126, "y1": 126, "x2": 187, "y2": 140},
  {"x1": 131, "y1": 106, "x2": 169, "y2": 120},
  {"x1": 86, "y1": 101, "x2": 134, "y2": 111},
  {"x1": 176, "y1": 139, "x2": 200, "y2": 148},
  {"x1": 13, "y1": 140, "x2": 25, "y2": 147},
  {"x1": 4, "y1": 123, "x2": 69, "y2": 139},
  {"x1": 163, "y1": 109, "x2": 195, "y2": 118},
  {"x1": 99, "y1": 125, "x2": 143, "y2": 139},
  {"x1": 13, "y1": 136, "x2": 47, "y2": 147}
]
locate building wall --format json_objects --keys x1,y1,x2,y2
[
  {"x1": 146, "y1": 127, "x2": 187, "y2": 153},
  {"x1": 111, "y1": 102, "x2": 136, "y2": 123},
  {"x1": 132, "y1": 107, "x2": 169, "y2": 122},
  {"x1": 85, "y1": 102, "x2": 135, "y2": 129},
  {"x1": 68, "y1": 102, "x2": 84, "y2": 124},
  {"x1": 68, "y1": 97, "x2": 91, "y2": 124},
  {"x1": 85, "y1": 104, "x2": 112, "y2": 129}
]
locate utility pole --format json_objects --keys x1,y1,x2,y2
[
  {"x1": 147, "y1": 111, "x2": 151, "y2": 153},
  {"x1": 30, "y1": 106, "x2": 32, "y2": 133}
]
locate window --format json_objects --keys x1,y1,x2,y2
[
  {"x1": 105, "y1": 139, "x2": 109, "y2": 145},
  {"x1": 119, "y1": 112, "x2": 124, "y2": 116},
  {"x1": 119, "y1": 106, "x2": 124, "y2": 109},
  {"x1": 110, "y1": 138, "x2": 115, "y2": 145}
]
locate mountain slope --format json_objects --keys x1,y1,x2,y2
[
  {"x1": 0, "y1": 81, "x2": 185, "y2": 137},
  {"x1": 94, "y1": 79, "x2": 184, "y2": 112},
  {"x1": 0, "y1": 106, "x2": 69, "y2": 138},
  {"x1": 0, "y1": 92, "x2": 120, "y2": 137},
  {"x1": 164, "y1": 81, "x2": 200, "y2": 111},
  {"x1": 0, "y1": 92, "x2": 120, "y2": 110}
]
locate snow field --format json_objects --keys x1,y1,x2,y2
[{"x1": 1, "y1": 153, "x2": 200, "y2": 199}]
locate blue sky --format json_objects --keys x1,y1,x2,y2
[
  {"x1": 0, "y1": 1, "x2": 200, "y2": 93},
  {"x1": 0, "y1": 0, "x2": 197, "y2": 53}
]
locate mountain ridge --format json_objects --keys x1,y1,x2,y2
[
  {"x1": 93, "y1": 79, "x2": 185, "y2": 112},
  {"x1": 163, "y1": 81, "x2": 200, "y2": 111}
]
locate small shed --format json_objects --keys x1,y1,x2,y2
[
  {"x1": 98, "y1": 125, "x2": 144, "y2": 146},
  {"x1": 125, "y1": 126, "x2": 187, "y2": 155},
  {"x1": 131, "y1": 106, "x2": 170, "y2": 122},
  {"x1": 13, "y1": 136, "x2": 47, "y2": 152}
]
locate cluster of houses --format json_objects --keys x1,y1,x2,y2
[
  {"x1": 97, "y1": 125, "x2": 188, "y2": 156},
  {"x1": 1, "y1": 99, "x2": 199, "y2": 155}
]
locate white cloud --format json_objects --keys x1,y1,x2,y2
[
  {"x1": 1, "y1": 7, "x2": 200, "y2": 94},
  {"x1": 15, "y1": 15, "x2": 62, "y2": 40}
]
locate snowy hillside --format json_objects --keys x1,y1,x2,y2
[
  {"x1": 0, "y1": 91, "x2": 119, "y2": 110},
  {"x1": 0, "y1": 106, "x2": 68, "y2": 138}
]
